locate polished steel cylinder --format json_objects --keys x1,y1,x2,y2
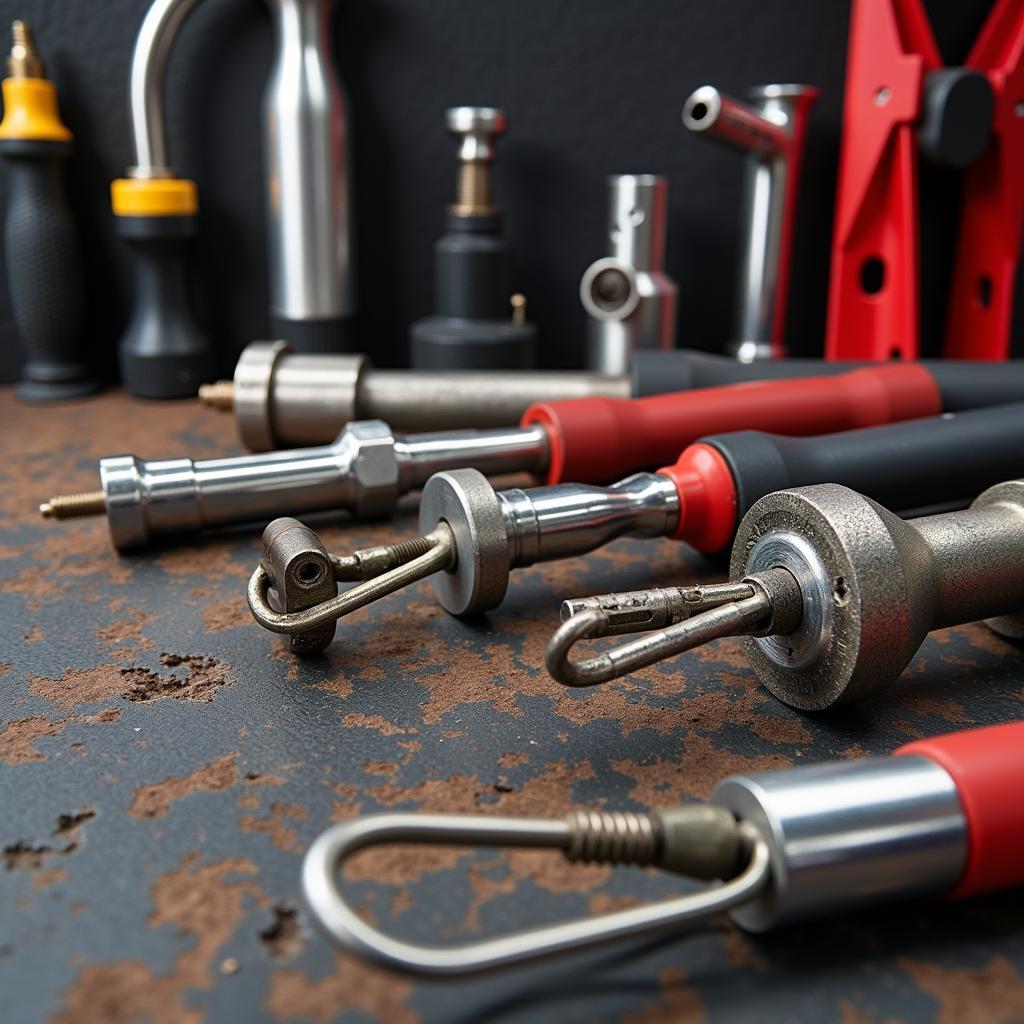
[
  {"x1": 264, "y1": 0, "x2": 354, "y2": 324},
  {"x1": 228, "y1": 341, "x2": 629, "y2": 449},
  {"x1": 499, "y1": 472, "x2": 680, "y2": 568},
  {"x1": 683, "y1": 84, "x2": 819, "y2": 362},
  {"x1": 95, "y1": 422, "x2": 550, "y2": 550},
  {"x1": 713, "y1": 755, "x2": 967, "y2": 931},
  {"x1": 580, "y1": 175, "x2": 678, "y2": 376}
]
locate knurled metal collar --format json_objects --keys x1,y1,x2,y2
[
  {"x1": 419, "y1": 469, "x2": 510, "y2": 616},
  {"x1": 234, "y1": 340, "x2": 290, "y2": 451},
  {"x1": 731, "y1": 484, "x2": 919, "y2": 711}
]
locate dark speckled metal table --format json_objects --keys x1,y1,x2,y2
[{"x1": 2, "y1": 388, "x2": 1024, "y2": 1024}]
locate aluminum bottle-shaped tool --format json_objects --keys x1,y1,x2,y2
[
  {"x1": 580, "y1": 174, "x2": 678, "y2": 376},
  {"x1": 264, "y1": 0, "x2": 355, "y2": 353},
  {"x1": 683, "y1": 84, "x2": 819, "y2": 362}
]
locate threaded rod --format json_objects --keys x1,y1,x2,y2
[
  {"x1": 564, "y1": 810, "x2": 660, "y2": 865},
  {"x1": 198, "y1": 380, "x2": 235, "y2": 410},
  {"x1": 454, "y1": 162, "x2": 492, "y2": 216},
  {"x1": 9, "y1": 20, "x2": 43, "y2": 78},
  {"x1": 40, "y1": 490, "x2": 106, "y2": 520}
]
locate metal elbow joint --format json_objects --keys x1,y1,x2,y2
[
  {"x1": 683, "y1": 83, "x2": 819, "y2": 362},
  {"x1": 580, "y1": 174, "x2": 678, "y2": 376}
]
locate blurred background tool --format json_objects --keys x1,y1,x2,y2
[
  {"x1": 112, "y1": 0, "x2": 213, "y2": 398},
  {"x1": 683, "y1": 83, "x2": 819, "y2": 362},
  {"x1": 411, "y1": 107, "x2": 537, "y2": 369},
  {"x1": 0, "y1": 20, "x2": 96, "y2": 401},
  {"x1": 825, "y1": 0, "x2": 1024, "y2": 361},
  {"x1": 201, "y1": 341, "x2": 1024, "y2": 450},
  {"x1": 264, "y1": 0, "x2": 357, "y2": 353},
  {"x1": 580, "y1": 174, "x2": 678, "y2": 375}
]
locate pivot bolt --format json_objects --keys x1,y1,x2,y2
[{"x1": 447, "y1": 106, "x2": 506, "y2": 217}]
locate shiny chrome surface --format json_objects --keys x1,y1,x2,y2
[
  {"x1": 264, "y1": 0, "x2": 353, "y2": 320},
  {"x1": 713, "y1": 755, "x2": 967, "y2": 931},
  {"x1": 127, "y1": 0, "x2": 200, "y2": 176},
  {"x1": 683, "y1": 84, "x2": 819, "y2": 361},
  {"x1": 581, "y1": 175, "x2": 678, "y2": 375},
  {"x1": 96, "y1": 421, "x2": 550, "y2": 550},
  {"x1": 499, "y1": 472, "x2": 680, "y2": 568}
]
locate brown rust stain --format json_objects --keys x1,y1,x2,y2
[
  {"x1": 238, "y1": 802, "x2": 306, "y2": 853},
  {"x1": 342, "y1": 712, "x2": 407, "y2": 735},
  {"x1": 201, "y1": 598, "x2": 251, "y2": 633},
  {"x1": 899, "y1": 955, "x2": 1024, "y2": 1024},
  {"x1": 265, "y1": 953, "x2": 420, "y2": 1024},
  {"x1": 0, "y1": 715, "x2": 67, "y2": 764},
  {"x1": 128, "y1": 754, "x2": 239, "y2": 819},
  {"x1": 28, "y1": 654, "x2": 232, "y2": 711},
  {"x1": 50, "y1": 852, "x2": 263, "y2": 1024},
  {"x1": 95, "y1": 605, "x2": 154, "y2": 652},
  {"x1": 622, "y1": 966, "x2": 706, "y2": 1023}
]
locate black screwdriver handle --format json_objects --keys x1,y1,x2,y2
[
  {"x1": 0, "y1": 137, "x2": 95, "y2": 400},
  {"x1": 116, "y1": 214, "x2": 215, "y2": 399},
  {"x1": 632, "y1": 350, "x2": 1024, "y2": 412},
  {"x1": 703, "y1": 402, "x2": 1024, "y2": 520}
]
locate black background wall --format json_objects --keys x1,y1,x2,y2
[{"x1": 0, "y1": 0, "x2": 1012, "y2": 384}]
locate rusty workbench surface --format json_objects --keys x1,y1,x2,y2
[{"x1": 1, "y1": 388, "x2": 1023, "y2": 1024}]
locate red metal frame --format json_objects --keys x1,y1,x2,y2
[{"x1": 825, "y1": 0, "x2": 1024, "y2": 361}]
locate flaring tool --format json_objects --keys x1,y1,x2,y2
[
  {"x1": 301, "y1": 721, "x2": 1024, "y2": 975},
  {"x1": 410, "y1": 107, "x2": 537, "y2": 370},
  {"x1": 0, "y1": 21, "x2": 97, "y2": 402},
  {"x1": 200, "y1": 340, "x2": 1024, "y2": 450},
  {"x1": 580, "y1": 174, "x2": 678, "y2": 376},
  {"x1": 683, "y1": 83, "x2": 819, "y2": 361},
  {"x1": 550, "y1": 477, "x2": 1024, "y2": 711},
  {"x1": 826, "y1": 0, "x2": 1024, "y2": 360},
  {"x1": 43, "y1": 363, "x2": 948, "y2": 551},
  {"x1": 248, "y1": 402, "x2": 1024, "y2": 654}
]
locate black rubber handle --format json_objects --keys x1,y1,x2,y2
[
  {"x1": 0, "y1": 137, "x2": 95, "y2": 400},
  {"x1": 631, "y1": 350, "x2": 1024, "y2": 412},
  {"x1": 117, "y1": 214, "x2": 215, "y2": 399},
  {"x1": 704, "y1": 402, "x2": 1024, "y2": 520}
]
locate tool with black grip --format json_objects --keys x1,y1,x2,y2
[
  {"x1": 0, "y1": 21, "x2": 96, "y2": 401},
  {"x1": 201, "y1": 340, "x2": 1024, "y2": 449},
  {"x1": 112, "y1": 0, "x2": 214, "y2": 399},
  {"x1": 42, "y1": 364, "x2": 942, "y2": 551},
  {"x1": 550, "y1": 478, "x2": 1024, "y2": 710},
  {"x1": 410, "y1": 107, "x2": 537, "y2": 370},
  {"x1": 248, "y1": 402, "x2": 1024, "y2": 653},
  {"x1": 301, "y1": 722, "x2": 1024, "y2": 975}
]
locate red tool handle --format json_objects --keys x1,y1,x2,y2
[
  {"x1": 897, "y1": 722, "x2": 1024, "y2": 899},
  {"x1": 523, "y1": 363, "x2": 941, "y2": 485},
  {"x1": 944, "y1": 0, "x2": 1024, "y2": 360}
]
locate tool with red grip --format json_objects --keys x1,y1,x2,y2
[
  {"x1": 248, "y1": 402, "x2": 1024, "y2": 653},
  {"x1": 825, "y1": 0, "x2": 1024, "y2": 361},
  {"x1": 299, "y1": 721, "x2": 1024, "y2": 974},
  {"x1": 42, "y1": 364, "x2": 947, "y2": 550}
]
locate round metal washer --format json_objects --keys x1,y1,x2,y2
[
  {"x1": 419, "y1": 469, "x2": 510, "y2": 615},
  {"x1": 745, "y1": 531, "x2": 832, "y2": 670}
]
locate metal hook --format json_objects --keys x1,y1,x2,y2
[
  {"x1": 247, "y1": 524, "x2": 456, "y2": 636},
  {"x1": 302, "y1": 807, "x2": 772, "y2": 975},
  {"x1": 547, "y1": 570, "x2": 803, "y2": 688}
]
